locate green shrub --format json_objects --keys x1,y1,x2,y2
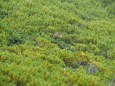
[
  {"x1": 7, "y1": 31, "x2": 25, "y2": 46},
  {"x1": 0, "y1": 0, "x2": 115, "y2": 86}
]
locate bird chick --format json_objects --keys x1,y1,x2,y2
[{"x1": 53, "y1": 32, "x2": 62, "y2": 39}]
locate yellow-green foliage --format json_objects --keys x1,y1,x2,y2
[{"x1": 0, "y1": 0, "x2": 115, "y2": 86}]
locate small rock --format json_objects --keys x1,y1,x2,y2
[{"x1": 89, "y1": 64, "x2": 97, "y2": 74}]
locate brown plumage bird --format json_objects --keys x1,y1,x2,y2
[{"x1": 53, "y1": 32, "x2": 62, "y2": 39}]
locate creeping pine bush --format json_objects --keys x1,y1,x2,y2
[
  {"x1": 7, "y1": 31, "x2": 25, "y2": 46},
  {"x1": 0, "y1": 0, "x2": 115, "y2": 86}
]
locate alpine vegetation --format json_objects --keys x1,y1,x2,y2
[{"x1": 0, "y1": 0, "x2": 115, "y2": 86}]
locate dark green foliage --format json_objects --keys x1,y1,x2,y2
[
  {"x1": 0, "y1": 9, "x2": 8, "y2": 19},
  {"x1": 99, "y1": 0, "x2": 115, "y2": 6},
  {"x1": 7, "y1": 31, "x2": 25, "y2": 46}
]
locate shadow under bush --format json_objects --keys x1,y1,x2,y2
[{"x1": 7, "y1": 31, "x2": 25, "y2": 46}]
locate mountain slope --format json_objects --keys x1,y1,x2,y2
[{"x1": 0, "y1": 0, "x2": 115, "y2": 86}]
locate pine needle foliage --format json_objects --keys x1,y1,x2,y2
[{"x1": 0, "y1": 0, "x2": 115, "y2": 86}]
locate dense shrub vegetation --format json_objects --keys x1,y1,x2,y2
[{"x1": 0, "y1": 0, "x2": 115, "y2": 86}]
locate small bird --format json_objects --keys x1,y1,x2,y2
[{"x1": 53, "y1": 32, "x2": 62, "y2": 39}]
